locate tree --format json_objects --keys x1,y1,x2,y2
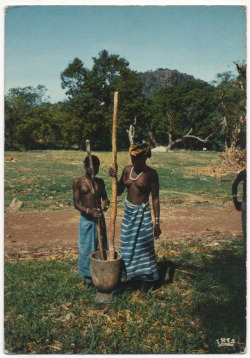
[
  {"x1": 60, "y1": 50, "x2": 147, "y2": 150},
  {"x1": 5, "y1": 85, "x2": 50, "y2": 150},
  {"x1": 150, "y1": 80, "x2": 219, "y2": 150},
  {"x1": 61, "y1": 58, "x2": 88, "y2": 98},
  {"x1": 215, "y1": 62, "x2": 246, "y2": 150}
]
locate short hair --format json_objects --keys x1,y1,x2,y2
[{"x1": 84, "y1": 155, "x2": 100, "y2": 167}]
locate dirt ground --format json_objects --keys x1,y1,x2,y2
[{"x1": 4, "y1": 203, "x2": 243, "y2": 261}]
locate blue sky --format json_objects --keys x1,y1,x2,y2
[{"x1": 4, "y1": 5, "x2": 246, "y2": 103}]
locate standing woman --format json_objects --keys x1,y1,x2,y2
[{"x1": 109, "y1": 142, "x2": 161, "y2": 294}]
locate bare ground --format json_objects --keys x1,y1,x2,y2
[{"x1": 4, "y1": 203, "x2": 243, "y2": 261}]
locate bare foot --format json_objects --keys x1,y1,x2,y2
[{"x1": 139, "y1": 282, "x2": 150, "y2": 297}]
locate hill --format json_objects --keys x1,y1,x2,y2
[{"x1": 138, "y1": 68, "x2": 205, "y2": 97}]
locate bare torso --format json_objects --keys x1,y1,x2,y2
[
  {"x1": 120, "y1": 165, "x2": 158, "y2": 205},
  {"x1": 73, "y1": 176, "x2": 107, "y2": 218},
  {"x1": 110, "y1": 159, "x2": 161, "y2": 237}
]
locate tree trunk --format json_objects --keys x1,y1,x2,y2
[
  {"x1": 127, "y1": 116, "x2": 137, "y2": 144},
  {"x1": 164, "y1": 128, "x2": 214, "y2": 151},
  {"x1": 221, "y1": 100, "x2": 229, "y2": 150},
  {"x1": 168, "y1": 132, "x2": 173, "y2": 150},
  {"x1": 148, "y1": 128, "x2": 158, "y2": 147}
]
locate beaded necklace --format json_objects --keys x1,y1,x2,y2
[{"x1": 129, "y1": 167, "x2": 144, "y2": 181}]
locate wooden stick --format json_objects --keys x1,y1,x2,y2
[
  {"x1": 86, "y1": 140, "x2": 94, "y2": 181},
  {"x1": 109, "y1": 92, "x2": 119, "y2": 261},
  {"x1": 86, "y1": 140, "x2": 105, "y2": 260}
]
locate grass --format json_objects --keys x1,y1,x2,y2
[
  {"x1": 5, "y1": 237, "x2": 246, "y2": 354},
  {"x1": 5, "y1": 150, "x2": 236, "y2": 211},
  {"x1": 4, "y1": 149, "x2": 246, "y2": 353}
]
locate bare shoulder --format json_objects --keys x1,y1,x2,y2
[
  {"x1": 146, "y1": 166, "x2": 158, "y2": 178},
  {"x1": 123, "y1": 165, "x2": 133, "y2": 176},
  {"x1": 73, "y1": 177, "x2": 84, "y2": 187},
  {"x1": 74, "y1": 176, "x2": 84, "y2": 183}
]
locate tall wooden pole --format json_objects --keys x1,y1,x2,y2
[
  {"x1": 109, "y1": 92, "x2": 118, "y2": 261},
  {"x1": 86, "y1": 140, "x2": 105, "y2": 260}
]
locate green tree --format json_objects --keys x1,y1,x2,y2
[
  {"x1": 5, "y1": 85, "x2": 50, "y2": 150},
  {"x1": 214, "y1": 62, "x2": 246, "y2": 150},
  {"x1": 60, "y1": 50, "x2": 147, "y2": 150},
  {"x1": 61, "y1": 57, "x2": 88, "y2": 98},
  {"x1": 150, "y1": 80, "x2": 219, "y2": 150}
]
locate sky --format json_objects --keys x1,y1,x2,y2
[{"x1": 4, "y1": 3, "x2": 247, "y2": 103}]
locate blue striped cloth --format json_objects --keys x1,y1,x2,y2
[
  {"x1": 120, "y1": 199, "x2": 159, "y2": 282},
  {"x1": 78, "y1": 215, "x2": 107, "y2": 278},
  {"x1": 78, "y1": 215, "x2": 98, "y2": 277}
]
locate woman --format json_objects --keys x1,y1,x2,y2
[{"x1": 109, "y1": 141, "x2": 161, "y2": 294}]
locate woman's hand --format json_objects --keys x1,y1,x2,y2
[
  {"x1": 102, "y1": 198, "x2": 110, "y2": 212},
  {"x1": 87, "y1": 208, "x2": 101, "y2": 218},
  {"x1": 109, "y1": 167, "x2": 117, "y2": 177},
  {"x1": 154, "y1": 224, "x2": 161, "y2": 239}
]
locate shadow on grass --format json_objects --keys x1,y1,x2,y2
[
  {"x1": 114, "y1": 258, "x2": 176, "y2": 295},
  {"x1": 180, "y1": 248, "x2": 246, "y2": 353},
  {"x1": 109, "y1": 246, "x2": 246, "y2": 353}
]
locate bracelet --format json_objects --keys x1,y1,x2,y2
[
  {"x1": 155, "y1": 222, "x2": 160, "y2": 225},
  {"x1": 86, "y1": 208, "x2": 89, "y2": 214}
]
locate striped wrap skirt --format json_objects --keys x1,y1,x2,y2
[
  {"x1": 120, "y1": 198, "x2": 159, "y2": 282},
  {"x1": 78, "y1": 214, "x2": 107, "y2": 277}
]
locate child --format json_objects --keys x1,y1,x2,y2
[{"x1": 73, "y1": 155, "x2": 110, "y2": 286}]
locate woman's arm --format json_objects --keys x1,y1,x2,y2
[
  {"x1": 151, "y1": 170, "x2": 161, "y2": 238},
  {"x1": 232, "y1": 170, "x2": 245, "y2": 211}
]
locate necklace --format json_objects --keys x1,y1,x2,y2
[
  {"x1": 85, "y1": 175, "x2": 95, "y2": 193},
  {"x1": 129, "y1": 167, "x2": 144, "y2": 181}
]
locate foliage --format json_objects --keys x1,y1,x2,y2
[
  {"x1": 150, "y1": 80, "x2": 220, "y2": 149},
  {"x1": 5, "y1": 86, "x2": 50, "y2": 150},
  {"x1": 60, "y1": 50, "x2": 147, "y2": 150},
  {"x1": 4, "y1": 150, "x2": 238, "y2": 212},
  {"x1": 4, "y1": 54, "x2": 246, "y2": 151},
  {"x1": 5, "y1": 235, "x2": 246, "y2": 354},
  {"x1": 214, "y1": 64, "x2": 246, "y2": 150}
]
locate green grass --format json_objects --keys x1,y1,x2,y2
[
  {"x1": 5, "y1": 237, "x2": 246, "y2": 354},
  {"x1": 5, "y1": 150, "x2": 236, "y2": 211},
  {"x1": 5, "y1": 150, "x2": 245, "y2": 353}
]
